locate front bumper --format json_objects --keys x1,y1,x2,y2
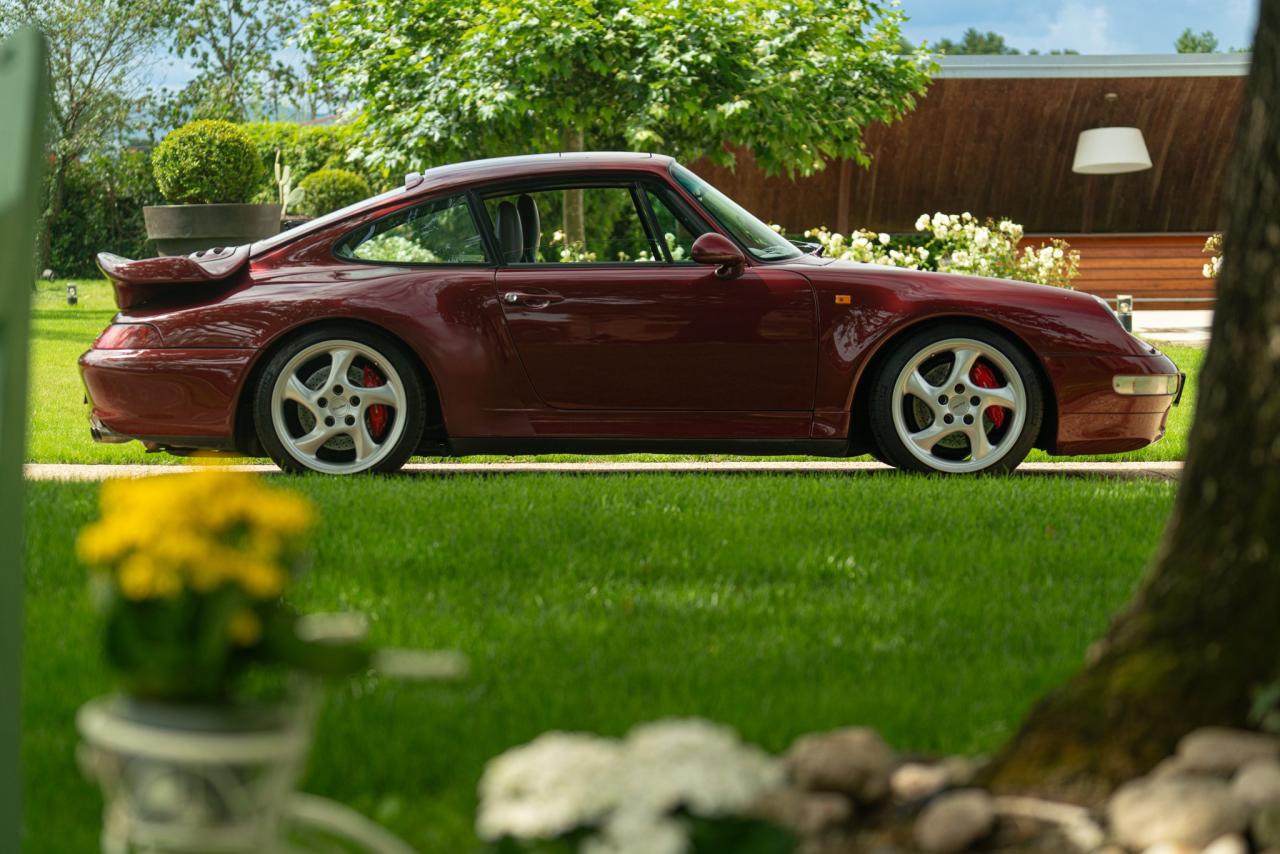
[
  {"x1": 79, "y1": 347, "x2": 255, "y2": 448},
  {"x1": 1043, "y1": 351, "x2": 1181, "y2": 455}
]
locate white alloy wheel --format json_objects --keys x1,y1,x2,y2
[
  {"x1": 888, "y1": 337, "x2": 1028, "y2": 474},
  {"x1": 270, "y1": 339, "x2": 408, "y2": 474}
]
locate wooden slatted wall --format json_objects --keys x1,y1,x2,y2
[{"x1": 1028, "y1": 233, "x2": 1216, "y2": 309}]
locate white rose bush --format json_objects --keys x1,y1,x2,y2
[
  {"x1": 801, "y1": 212, "x2": 1080, "y2": 289},
  {"x1": 1203, "y1": 232, "x2": 1223, "y2": 279},
  {"x1": 476, "y1": 719, "x2": 791, "y2": 854}
]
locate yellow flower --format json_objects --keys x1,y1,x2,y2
[
  {"x1": 117, "y1": 553, "x2": 180, "y2": 600},
  {"x1": 227, "y1": 609, "x2": 262, "y2": 646},
  {"x1": 78, "y1": 472, "x2": 314, "y2": 601},
  {"x1": 238, "y1": 559, "x2": 287, "y2": 599}
]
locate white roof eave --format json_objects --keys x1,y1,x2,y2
[{"x1": 934, "y1": 53, "x2": 1251, "y2": 79}]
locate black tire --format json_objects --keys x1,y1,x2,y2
[
  {"x1": 253, "y1": 324, "x2": 427, "y2": 474},
  {"x1": 868, "y1": 322, "x2": 1044, "y2": 474}
]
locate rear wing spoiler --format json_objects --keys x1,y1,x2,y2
[{"x1": 96, "y1": 245, "x2": 250, "y2": 310}]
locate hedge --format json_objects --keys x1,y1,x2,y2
[
  {"x1": 47, "y1": 151, "x2": 162, "y2": 278},
  {"x1": 241, "y1": 122, "x2": 385, "y2": 202}
]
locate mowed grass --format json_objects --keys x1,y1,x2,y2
[
  {"x1": 24, "y1": 472, "x2": 1175, "y2": 851},
  {"x1": 29, "y1": 278, "x2": 1201, "y2": 465}
]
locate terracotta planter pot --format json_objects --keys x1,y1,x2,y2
[{"x1": 144, "y1": 203, "x2": 282, "y2": 256}]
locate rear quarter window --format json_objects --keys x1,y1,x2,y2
[{"x1": 336, "y1": 195, "x2": 488, "y2": 264}]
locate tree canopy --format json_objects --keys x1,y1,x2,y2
[
  {"x1": 933, "y1": 28, "x2": 1019, "y2": 55},
  {"x1": 1175, "y1": 27, "x2": 1220, "y2": 53},
  {"x1": 305, "y1": 0, "x2": 934, "y2": 178},
  {"x1": 929, "y1": 28, "x2": 1078, "y2": 56},
  {"x1": 157, "y1": 0, "x2": 312, "y2": 124}
]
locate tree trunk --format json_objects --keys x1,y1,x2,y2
[
  {"x1": 36, "y1": 154, "x2": 68, "y2": 277},
  {"x1": 561, "y1": 127, "x2": 586, "y2": 248},
  {"x1": 983, "y1": 2, "x2": 1280, "y2": 803}
]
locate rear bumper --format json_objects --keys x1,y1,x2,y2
[
  {"x1": 79, "y1": 347, "x2": 255, "y2": 448},
  {"x1": 1044, "y1": 351, "x2": 1180, "y2": 455}
]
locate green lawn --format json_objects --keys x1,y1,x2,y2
[
  {"x1": 29, "y1": 278, "x2": 1202, "y2": 465},
  {"x1": 24, "y1": 473, "x2": 1175, "y2": 851}
]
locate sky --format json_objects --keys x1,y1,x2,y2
[{"x1": 899, "y1": 0, "x2": 1258, "y2": 54}]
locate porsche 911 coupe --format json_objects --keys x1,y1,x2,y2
[{"x1": 84, "y1": 152, "x2": 1182, "y2": 475}]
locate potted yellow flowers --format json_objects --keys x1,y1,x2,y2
[{"x1": 74, "y1": 472, "x2": 369, "y2": 852}]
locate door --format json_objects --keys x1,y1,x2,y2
[{"x1": 485, "y1": 182, "x2": 817, "y2": 411}]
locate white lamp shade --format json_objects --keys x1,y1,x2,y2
[{"x1": 1072, "y1": 126, "x2": 1152, "y2": 175}]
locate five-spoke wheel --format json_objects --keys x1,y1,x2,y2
[
  {"x1": 254, "y1": 327, "x2": 425, "y2": 474},
  {"x1": 870, "y1": 324, "x2": 1043, "y2": 474}
]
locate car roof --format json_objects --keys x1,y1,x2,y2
[
  {"x1": 420, "y1": 151, "x2": 672, "y2": 185},
  {"x1": 252, "y1": 152, "x2": 675, "y2": 256}
]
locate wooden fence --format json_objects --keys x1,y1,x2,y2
[{"x1": 1029, "y1": 233, "x2": 1216, "y2": 310}]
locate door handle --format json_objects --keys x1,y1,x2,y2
[{"x1": 503, "y1": 290, "x2": 562, "y2": 308}]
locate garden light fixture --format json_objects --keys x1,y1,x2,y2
[
  {"x1": 1072, "y1": 94, "x2": 1152, "y2": 175},
  {"x1": 1116, "y1": 293, "x2": 1133, "y2": 331}
]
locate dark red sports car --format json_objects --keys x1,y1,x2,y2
[{"x1": 84, "y1": 152, "x2": 1181, "y2": 475}]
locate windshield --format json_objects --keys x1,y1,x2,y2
[{"x1": 670, "y1": 163, "x2": 802, "y2": 262}]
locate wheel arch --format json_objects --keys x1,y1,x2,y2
[
  {"x1": 232, "y1": 318, "x2": 447, "y2": 456},
  {"x1": 847, "y1": 313, "x2": 1059, "y2": 454}
]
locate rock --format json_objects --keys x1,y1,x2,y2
[
  {"x1": 750, "y1": 787, "x2": 852, "y2": 836},
  {"x1": 786, "y1": 727, "x2": 896, "y2": 803},
  {"x1": 913, "y1": 789, "x2": 996, "y2": 853},
  {"x1": 1150, "y1": 756, "x2": 1192, "y2": 778},
  {"x1": 1232, "y1": 758, "x2": 1280, "y2": 810},
  {"x1": 1255, "y1": 803, "x2": 1280, "y2": 850},
  {"x1": 891, "y1": 762, "x2": 951, "y2": 801},
  {"x1": 940, "y1": 756, "x2": 983, "y2": 787},
  {"x1": 990, "y1": 794, "x2": 1104, "y2": 851},
  {"x1": 1201, "y1": 834, "x2": 1248, "y2": 854},
  {"x1": 1107, "y1": 776, "x2": 1249, "y2": 850},
  {"x1": 1176, "y1": 727, "x2": 1280, "y2": 775}
]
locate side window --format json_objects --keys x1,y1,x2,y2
[
  {"x1": 337, "y1": 195, "x2": 487, "y2": 264},
  {"x1": 645, "y1": 189, "x2": 707, "y2": 262},
  {"x1": 483, "y1": 186, "x2": 660, "y2": 264}
]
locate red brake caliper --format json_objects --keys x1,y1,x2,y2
[
  {"x1": 362, "y1": 365, "x2": 389, "y2": 441},
  {"x1": 970, "y1": 361, "x2": 1007, "y2": 429}
]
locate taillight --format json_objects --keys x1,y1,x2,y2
[{"x1": 94, "y1": 323, "x2": 165, "y2": 349}]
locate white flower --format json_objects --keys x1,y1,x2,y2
[
  {"x1": 878, "y1": 232, "x2": 890, "y2": 245},
  {"x1": 612, "y1": 719, "x2": 784, "y2": 817},
  {"x1": 914, "y1": 214, "x2": 930, "y2": 231},
  {"x1": 583, "y1": 810, "x2": 688, "y2": 854},
  {"x1": 973, "y1": 227, "x2": 990, "y2": 248},
  {"x1": 475, "y1": 732, "x2": 622, "y2": 841}
]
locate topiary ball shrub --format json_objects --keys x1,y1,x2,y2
[
  {"x1": 152, "y1": 120, "x2": 262, "y2": 205},
  {"x1": 298, "y1": 169, "x2": 373, "y2": 217}
]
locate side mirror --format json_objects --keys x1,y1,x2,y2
[{"x1": 691, "y1": 233, "x2": 746, "y2": 279}]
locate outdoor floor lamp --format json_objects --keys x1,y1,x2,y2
[{"x1": 1, "y1": 25, "x2": 50, "y2": 854}]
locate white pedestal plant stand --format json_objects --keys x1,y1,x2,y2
[
  {"x1": 78, "y1": 692, "x2": 314, "y2": 853},
  {"x1": 76, "y1": 617, "x2": 460, "y2": 852}
]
